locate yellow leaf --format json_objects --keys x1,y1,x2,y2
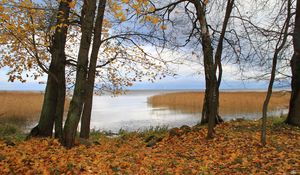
[
  {"x1": 122, "y1": 0, "x2": 130, "y2": 4},
  {"x1": 151, "y1": 17, "x2": 159, "y2": 25},
  {"x1": 160, "y1": 25, "x2": 167, "y2": 30},
  {"x1": 149, "y1": 7, "x2": 155, "y2": 12},
  {"x1": 69, "y1": 1, "x2": 76, "y2": 8}
]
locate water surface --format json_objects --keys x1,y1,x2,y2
[
  {"x1": 88, "y1": 90, "x2": 287, "y2": 133},
  {"x1": 89, "y1": 91, "x2": 200, "y2": 133},
  {"x1": 14, "y1": 90, "x2": 287, "y2": 133}
]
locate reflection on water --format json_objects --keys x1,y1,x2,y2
[
  {"x1": 89, "y1": 91, "x2": 288, "y2": 133},
  {"x1": 89, "y1": 91, "x2": 200, "y2": 133},
  {"x1": 11, "y1": 90, "x2": 288, "y2": 133}
]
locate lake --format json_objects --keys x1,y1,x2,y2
[
  {"x1": 89, "y1": 90, "x2": 200, "y2": 133},
  {"x1": 87, "y1": 90, "x2": 288, "y2": 133}
]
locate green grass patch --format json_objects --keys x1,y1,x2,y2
[
  {"x1": 0, "y1": 123, "x2": 26, "y2": 141},
  {"x1": 89, "y1": 126, "x2": 169, "y2": 142}
]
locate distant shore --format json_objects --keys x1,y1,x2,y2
[
  {"x1": 0, "y1": 90, "x2": 290, "y2": 119},
  {"x1": 148, "y1": 91, "x2": 290, "y2": 115}
]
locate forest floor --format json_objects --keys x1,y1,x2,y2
[{"x1": 0, "y1": 117, "x2": 299, "y2": 174}]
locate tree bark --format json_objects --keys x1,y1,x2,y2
[
  {"x1": 194, "y1": 1, "x2": 217, "y2": 138},
  {"x1": 63, "y1": 0, "x2": 97, "y2": 148},
  {"x1": 80, "y1": 0, "x2": 107, "y2": 139},
  {"x1": 29, "y1": 0, "x2": 71, "y2": 138},
  {"x1": 286, "y1": 0, "x2": 300, "y2": 127},
  {"x1": 199, "y1": 0, "x2": 234, "y2": 126},
  {"x1": 54, "y1": 68, "x2": 66, "y2": 140},
  {"x1": 201, "y1": 88, "x2": 208, "y2": 124}
]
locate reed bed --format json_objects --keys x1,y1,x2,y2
[
  {"x1": 0, "y1": 91, "x2": 69, "y2": 120},
  {"x1": 148, "y1": 91, "x2": 290, "y2": 115}
]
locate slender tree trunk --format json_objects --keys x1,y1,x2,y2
[
  {"x1": 199, "y1": 0, "x2": 234, "y2": 126},
  {"x1": 261, "y1": 0, "x2": 291, "y2": 146},
  {"x1": 214, "y1": 0, "x2": 234, "y2": 124},
  {"x1": 29, "y1": 1, "x2": 71, "y2": 138},
  {"x1": 201, "y1": 88, "x2": 208, "y2": 124},
  {"x1": 286, "y1": 0, "x2": 300, "y2": 127},
  {"x1": 194, "y1": 1, "x2": 217, "y2": 138},
  {"x1": 262, "y1": 54, "x2": 279, "y2": 146},
  {"x1": 80, "y1": 0, "x2": 107, "y2": 139},
  {"x1": 63, "y1": 0, "x2": 97, "y2": 148}
]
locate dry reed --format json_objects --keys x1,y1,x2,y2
[
  {"x1": 0, "y1": 91, "x2": 69, "y2": 120},
  {"x1": 148, "y1": 91, "x2": 290, "y2": 115}
]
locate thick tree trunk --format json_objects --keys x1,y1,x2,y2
[
  {"x1": 286, "y1": 0, "x2": 300, "y2": 127},
  {"x1": 35, "y1": 71, "x2": 58, "y2": 137},
  {"x1": 194, "y1": 1, "x2": 217, "y2": 138},
  {"x1": 63, "y1": 0, "x2": 97, "y2": 148},
  {"x1": 286, "y1": 54, "x2": 300, "y2": 126},
  {"x1": 29, "y1": 1, "x2": 70, "y2": 138},
  {"x1": 55, "y1": 67, "x2": 66, "y2": 139},
  {"x1": 80, "y1": 0, "x2": 107, "y2": 139}
]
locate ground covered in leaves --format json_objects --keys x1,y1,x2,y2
[{"x1": 0, "y1": 119, "x2": 299, "y2": 174}]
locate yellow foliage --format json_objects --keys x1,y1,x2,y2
[
  {"x1": 122, "y1": 0, "x2": 130, "y2": 4},
  {"x1": 68, "y1": 1, "x2": 76, "y2": 8},
  {"x1": 112, "y1": 2, "x2": 122, "y2": 11},
  {"x1": 151, "y1": 17, "x2": 160, "y2": 25},
  {"x1": 160, "y1": 25, "x2": 167, "y2": 30},
  {"x1": 145, "y1": 15, "x2": 151, "y2": 21},
  {"x1": 120, "y1": 14, "x2": 126, "y2": 22},
  {"x1": 0, "y1": 0, "x2": 50, "y2": 82},
  {"x1": 149, "y1": 6, "x2": 155, "y2": 12}
]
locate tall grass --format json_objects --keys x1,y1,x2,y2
[
  {"x1": 148, "y1": 91, "x2": 290, "y2": 114},
  {"x1": 0, "y1": 91, "x2": 45, "y2": 119},
  {"x1": 0, "y1": 91, "x2": 69, "y2": 122}
]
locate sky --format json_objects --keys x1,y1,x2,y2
[
  {"x1": 0, "y1": 60, "x2": 286, "y2": 91},
  {"x1": 0, "y1": 0, "x2": 291, "y2": 91},
  {"x1": 0, "y1": 74, "x2": 270, "y2": 91},
  {"x1": 0, "y1": 48, "x2": 289, "y2": 91}
]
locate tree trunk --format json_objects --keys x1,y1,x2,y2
[
  {"x1": 262, "y1": 0, "x2": 291, "y2": 146},
  {"x1": 199, "y1": 0, "x2": 234, "y2": 126},
  {"x1": 201, "y1": 88, "x2": 208, "y2": 124},
  {"x1": 55, "y1": 67, "x2": 66, "y2": 140},
  {"x1": 63, "y1": 0, "x2": 97, "y2": 148},
  {"x1": 286, "y1": 0, "x2": 300, "y2": 127},
  {"x1": 214, "y1": 0, "x2": 234, "y2": 124},
  {"x1": 194, "y1": 1, "x2": 217, "y2": 138},
  {"x1": 80, "y1": 0, "x2": 107, "y2": 139},
  {"x1": 29, "y1": 1, "x2": 71, "y2": 138},
  {"x1": 262, "y1": 54, "x2": 278, "y2": 146}
]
